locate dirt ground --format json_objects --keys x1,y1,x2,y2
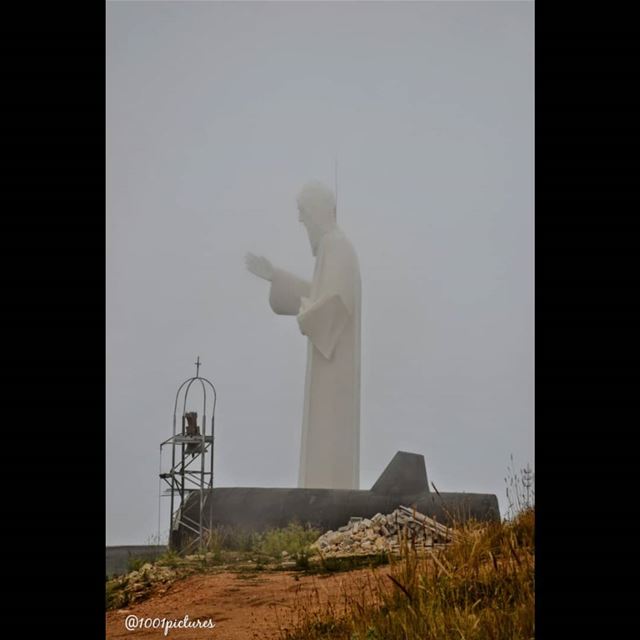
[{"x1": 106, "y1": 566, "x2": 390, "y2": 640}]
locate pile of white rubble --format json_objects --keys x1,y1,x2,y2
[{"x1": 310, "y1": 505, "x2": 459, "y2": 558}]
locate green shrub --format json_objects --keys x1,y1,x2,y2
[
  {"x1": 204, "y1": 525, "x2": 261, "y2": 553},
  {"x1": 256, "y1": 521, "x2": 320, "y2": 564},
  {"x1": 156, "y1": 548, "x2": 181, "y2": 568},
  {"x1": 127, "y1": 556, "x2": 147, "y2": 572}
]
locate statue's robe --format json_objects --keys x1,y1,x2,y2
[{"x1": 268, "y1": 227, "x2": 361, "y2": 489}]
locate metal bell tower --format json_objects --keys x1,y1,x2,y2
[{"x1": 159, "y1": 357, "x2": 216, "y2": 552}]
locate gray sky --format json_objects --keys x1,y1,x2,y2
[{"x1": 107, "y1": 0, "x2": 533, "y2": 545}]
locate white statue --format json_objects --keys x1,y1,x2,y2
[{"x1": 245, "y1": 181, "x2": 361, "y2": 489}]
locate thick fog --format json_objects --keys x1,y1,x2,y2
[{"x1": 107, "y1": 1, "x2": 533, "y2": 545}]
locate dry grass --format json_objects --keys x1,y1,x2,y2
[{"x1": 277, "y1": 468, "x2": 535, "y2": 640}]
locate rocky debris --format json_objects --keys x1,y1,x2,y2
[
  {"x1": 107, "y1": 562, "x2": 179, "y2": 609},
  {"x1": 310, "y1": 506, "x2": 457, "y2": 558}
]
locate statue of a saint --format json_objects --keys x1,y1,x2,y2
[{"x1": 245, "y1": 181, "x2": 361, "y2": 489}]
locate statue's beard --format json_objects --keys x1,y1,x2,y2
[{"x1": 305, "y1": 218, "x2": 333, "y2": 257}]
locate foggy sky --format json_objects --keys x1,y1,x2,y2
[{"x1": 107, "y1": 0, "x2": 533, "y2": 545}]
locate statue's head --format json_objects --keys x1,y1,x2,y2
[{"x1": 297, "y1": 181, "x2": 336, "y2": 256}]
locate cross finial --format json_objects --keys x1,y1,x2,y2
[{"x1": 194, "y1": 356, "x2": 201, "y2": 377}]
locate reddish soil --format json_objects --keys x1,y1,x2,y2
[{"x1": 106, "y1": 567, "x2": 390, "y2": 640}]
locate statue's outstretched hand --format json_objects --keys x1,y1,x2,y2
[{"x1": 245, "y1": 252, "x2": 274, "y2": 282}]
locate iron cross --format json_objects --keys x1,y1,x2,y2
[{"x1": 194, "y1": 356, "x2": 201, "y2": 377}]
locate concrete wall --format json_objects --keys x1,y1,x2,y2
[
  {"x1": 106, "y1": 545, "x2": 167, "y2": 577},
  {"x1": 175, "y1": 486, "x2": 499, "y2": 548},
  {"x1": 173, "y1": 453, "x2": 500, "y2": 551}
]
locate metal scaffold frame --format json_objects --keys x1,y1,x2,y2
[{"x1": 159, "y1": 357, "x2": 216, "y2": 553}]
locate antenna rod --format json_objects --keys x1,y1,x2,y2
[{"x1": 334, "y1": 157, "x2": 338, "y2": 221}]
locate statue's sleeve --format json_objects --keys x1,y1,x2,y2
[
  {"x1": 297, "y1": 292, "x2": 350, "y2": 359},
  {"x1": 269, "y1": 268, "x2": 311, "y2": 316}
]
